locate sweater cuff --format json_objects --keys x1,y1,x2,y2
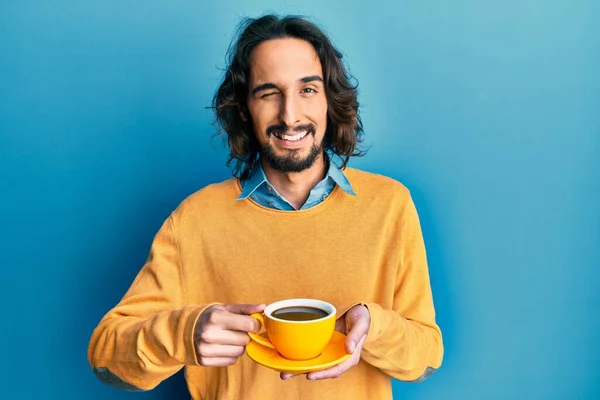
[
  {"x1": 361, "y1": 302, "x2": 402, "y2": 347},
  {"x1": 184, "y1": 303, "x2": 223, "y2": 366}
]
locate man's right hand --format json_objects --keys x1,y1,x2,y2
[{"x1": 194, "y1": 304, "x2": 266, "y2": 367}]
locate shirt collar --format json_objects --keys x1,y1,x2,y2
[
  {"x1": 237, "y1": 155, "x2": 356, "y2": 200},
  {"x1": 326, "y1": 158, "x2": 356, "y2": 196},
  {"x1": 237, "y1": 162, "x2": 269, "y2": 200}
]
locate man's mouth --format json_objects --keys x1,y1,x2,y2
[{"x1": 272, "y1": 129, "x2": 309, "y2": 141}]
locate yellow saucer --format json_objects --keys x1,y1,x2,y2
[{"x1": 246, "y1": 331, "x2": 351, "y2": 374}]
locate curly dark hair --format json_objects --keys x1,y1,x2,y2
[{"x1": 212, "y1": 14, "x2": 366, "y2": 179}]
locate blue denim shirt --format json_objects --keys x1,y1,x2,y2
[{"x1": 237, "y1": 158, "x2": 355, "y2": 210}]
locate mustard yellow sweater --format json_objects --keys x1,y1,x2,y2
[{"x1": 88, "y1": 168, "x2": 443, "y2": 399}]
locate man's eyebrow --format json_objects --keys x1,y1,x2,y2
[{"x1": 300, "y1": 75, "x2": 323, "y2": 84}]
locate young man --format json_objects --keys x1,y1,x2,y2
[{"x1": 88, "y1": 14, "x2": 443, "y2": 399}]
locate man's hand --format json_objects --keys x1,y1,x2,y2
[
  {"x1": 194, "y1": 303, "x2": 266, "y2": 367},
  {"x1": 281, "y1": 304, "x2": 371, "y2": 380}
]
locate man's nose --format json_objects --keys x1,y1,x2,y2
[{"x1": 279, "y1": 94, "x2": 301, "y2": 127}]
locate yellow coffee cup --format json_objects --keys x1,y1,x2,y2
[{"x1": 249, "y1": 299, "x2": 336, "y2": 361}]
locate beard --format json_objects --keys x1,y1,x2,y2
[
  {"x1": 260, "y1": 141, "x2": 322, "y2": 173},
  {"x1": 260, "y1": 123, "x2": 323, "y2": 173}
]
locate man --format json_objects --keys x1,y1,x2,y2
[{"x1": 88, "y1": 14, "x2": 443, "y2": 399}]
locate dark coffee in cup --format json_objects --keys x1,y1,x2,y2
[{"x1": 272, "y1": 306, "x2": 329, "y2": 321}]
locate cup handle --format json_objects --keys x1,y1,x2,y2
[{"x1": 248, "y1": 313, "x2": 275, "y2": 349}]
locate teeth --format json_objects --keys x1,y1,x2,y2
[{"x1": 279, "y1": 131, "x2": 308, "y2": 141}]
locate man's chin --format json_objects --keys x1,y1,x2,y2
[
  {"x1": 265, "y1": 158, "x2": 314, "y2": 173},
  {"x1": 264, "y1": 152, "x2": 321, "y2": 173},
  {"x1": 260, "y1": 142, "x2": 323, "y2": 173}
]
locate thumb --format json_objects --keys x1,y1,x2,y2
[
  {"x1": 347, "y1": 333, "x2": 367, "y2": 355},
  {"x1": 224, "y1": 303, "x2": 266, "y2": 316},
  {"x1": 345, "y1": 318, "x2": 369, "y2": 354}
]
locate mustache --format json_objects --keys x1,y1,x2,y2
[{"x1": 266, "y1": 123, "x2": 316, "y2": 137}]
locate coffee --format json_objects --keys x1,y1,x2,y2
[{"x1": 272, "y1": 306, "x2": 329, "y2": 321}]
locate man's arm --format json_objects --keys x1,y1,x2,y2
[
  {"x1": 290, "y1": 194, "x2": 443, "y2": 383},
  {"x1": 87, "y1": 215, "x2": 209, "y2": 391},
  {"x1": 360, "y1": 195, "x2": 443, "y2": 382}
]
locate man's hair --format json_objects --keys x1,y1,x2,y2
[{"x1": 212, "y1": 14, "x2": 366, "y2": 179}]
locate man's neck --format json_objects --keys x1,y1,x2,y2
[{"x1": 261, "y1": 153, "x2": 327, "y2": 210}]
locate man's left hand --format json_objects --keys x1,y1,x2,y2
[{"x1": 280, "y1": 304, "x2": 370, "y2": 380}]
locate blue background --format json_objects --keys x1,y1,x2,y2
[{"x1": 1, "y1": 1, "x2": 599, "y2": 399}]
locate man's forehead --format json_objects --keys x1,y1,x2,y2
[{"x1": 248, "y1": 38, "x2": 323, "y2": 84}]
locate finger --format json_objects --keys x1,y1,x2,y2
[
  {"x1": 346, "y1": 318, "x2": 369, "y2": 354},
  {"x1": 280, "y1": 373, "x2": 301, "y2": 380},
  {"x1": 211, "y1": 310, "x2": 263, "y2": 333},
  {"x1": 307, "y1": 360, "x2": 347, "y2": 380},
  {"x1": 223, "y1": 303, "x2": 266, "y2": 316},
  {"x1": 307, "y1": 335, "x2": 366, "y2": 380},
  {"x1": 197, "y1": 342, "x2": 246, "y2": 358},
  {"x1": 345, "y1": 334, "x2": 367, "y2": 356},
  {"x1": 202, "y1": 328, "x2": 252, "y2": 346},
  {"x1": 198, "y1": 356, "x2": 238, "y2": 367}
]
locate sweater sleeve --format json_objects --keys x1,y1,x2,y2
[
  {"x1": 87, "y1": 215, "x2": 212, "y2": 391},
  {"x1": 360, "y1": 194, "x2": 444, "y2": 382}
]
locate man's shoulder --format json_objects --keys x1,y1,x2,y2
[
  {"x1": 175, "y1": 177, "x2": 240, "y2": 213},
  {"x1": 344, "y1": 167, "x2": 411, "y2": 198}
]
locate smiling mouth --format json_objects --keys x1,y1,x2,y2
[{"x1": 272, "y1": 130, "x2": 309, "y2": 141}]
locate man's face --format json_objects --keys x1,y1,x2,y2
[{"x1": 246, "y1": 38, "x2": 328, "y2": 173}]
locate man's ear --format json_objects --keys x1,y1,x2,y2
[{"x1": 238, "y1": 104, "x2": 248, "y2": 122}]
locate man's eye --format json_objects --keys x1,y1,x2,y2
[
  {"x1": 302, "y1": 88, "x2": 317, "y2": 94},
  {"x1": 261, "y1": 92, "x2": 279, "y2": 99}
]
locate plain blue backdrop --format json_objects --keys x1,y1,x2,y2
[{"x1": 1, "y1": 1, "x2": 599, "y2": 399}]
